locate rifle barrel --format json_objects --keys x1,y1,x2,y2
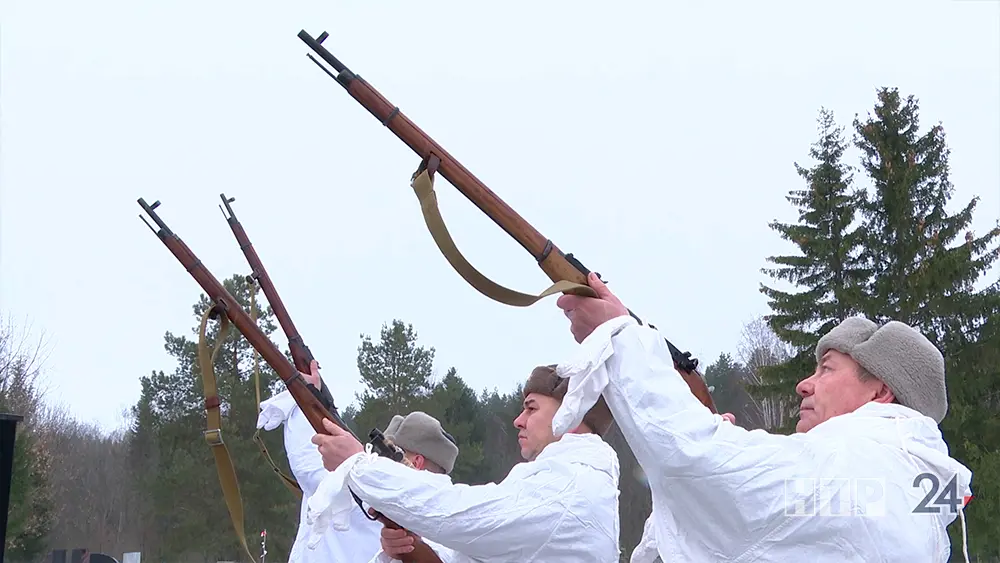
[
  {"x1": 296, "y1": 30, "x2": 584, "y2": 284},
  {"x1": 137, "y1": 198, "x2": 356, "y2": 438},
  {"x1": 297, "y1": 30, "x2": 347, "y2": 74},
  {"x1": 294, "y1": 31, "x2": 716, "y2": 414},
  {"x1": 217, "y1": 193, "x2": 314, "y2": 371}
]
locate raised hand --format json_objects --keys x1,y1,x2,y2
[{"x1": 555, "y1": 272, "x2": 629, "y2": 343}]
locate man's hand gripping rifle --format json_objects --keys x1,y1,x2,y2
[{"x1": 296, "y1": 29, "x2": 718, "y2": 413}]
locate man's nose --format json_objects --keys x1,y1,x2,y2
[
  {"x1": 796, "y1": 377, "x2": 814, "y2": 397},
  {"x1": 513, "y1": 414, "x2": 525, "y2": 429}
]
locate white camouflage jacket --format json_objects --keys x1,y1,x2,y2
[
  {"x1": 257, "y1": 391, "x2": 383, "y2": 562},
  {"x1": 305, "y1": 431, "x2": 622, "y2": 562},
  {"x1": 551, "y1": 315, "x2": 973, "y2": 563}
]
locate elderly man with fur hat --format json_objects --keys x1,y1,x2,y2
[
  {"x1": 305, "y1": 364, "x2": 622, "y2": 562},
  {"x1": 256, "y1": 361, "x2": 460, "y2": 563},
  {"x1": 552, "y1": 273, "x2": 973, "y2": 563}
]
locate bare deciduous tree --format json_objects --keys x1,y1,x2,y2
[
  {"x1": 1, "y1": 314, "x2": 58, "y2": 562},
  {"x1": 737, "y1": 315, "x2": 797, "y2": 430},
  {"x1": 33, "y1": 406, "x2": 147, "y2": 557},
  {"x1": 0, "y1": 314, "x2": 53, "y2": 416}
]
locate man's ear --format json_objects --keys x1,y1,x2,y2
[
  {"x1": 872, "y1": 382, "x2": 896, "y2": 404},
  {"x1": 411, "y1": 453, "x2": 426, "y2": 471}
]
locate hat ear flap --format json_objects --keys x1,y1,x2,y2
[{"x1": 384, "y1": 414, "x2": 405, "y2": 437}]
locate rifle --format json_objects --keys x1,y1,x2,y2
[
  {"x1": 138, "y1": 198, "x2": 444, "y2": 563},
  {"x1": 217, "y1": 193, "x2": 340, "y2": 415},
  {"x1": 211, "y1": 193, "x2": 347, "y2": 500},
  {"x1": 296, "y1": 29, "x2": 718, "y2": 414}
]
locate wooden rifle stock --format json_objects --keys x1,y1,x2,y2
[
  {"x1": 296, "y1": 30, "x2": 717, "y2": 414},
  {"x1": 138, "y1": 198, "x2": 442, "y2": 563},
  {"x1": 295, "y1": 30, "x2": 582, "y2": 284},
  {"x1": 218, "y1": 193, "x2": 315, "y2": 371},
  {"x1": 138, "y1": 198, "x2": 350, "y2": 436},
  {"x1": 217, "y1": 193, "x2": 341, "y2": 415}
]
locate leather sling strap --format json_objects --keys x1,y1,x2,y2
[
  {"x1": 196, "y1": 284, "x2": 302, "y2": 563},
  {"x1": 410, "y1": 168, "x2": 599, "y2": 306},
  {"x1": 247, "y1": 282, "x2": 303, "y2": 497},
  {"x1": 197, "y1": 306, "x2": 257, "y2": 563}
]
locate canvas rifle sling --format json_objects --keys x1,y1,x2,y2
[
  {"x1": 247, "y1": 282, "x2": 303, "y2": 498},
  {"x1": 197, "y1": 284, "x2": 302, "y2": 563},
  {"x1": 410, "y1": 168, "x2": 599, "y2": 306},
  {"x1": 197, "y1": 307, "x2": 257, "y2": 563}
]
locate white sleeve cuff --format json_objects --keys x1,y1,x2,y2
[
  {"x1": 551, "y1": 315, "x2": 637, "y2": 436},
  {"x1": 256, "y1": 389, "x2": 296, "y2": 431},
  {"x1": 304, "y1": 447, "x2": 378, "y2": 548},
  {"x1": 367, "y1": 550, "x2": 394, "y2": 563}
]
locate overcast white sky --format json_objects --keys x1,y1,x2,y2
[{"x1": 2, "y1": 0, "x2": 998, "y2": 432}]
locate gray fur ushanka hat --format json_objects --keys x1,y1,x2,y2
[
  {"x1": 383, "y1": 411, "x2": 459, "y2": 474},
  {"x1": 815, "y1": 317, "x2": 948, "y2": 423}
]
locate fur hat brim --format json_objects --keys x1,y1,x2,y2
[
  {"x1": 816, "y1": 317, "x2": 947, "y2": 423},
  {"x1": 525, "y1": 365, "x2": 615, "y2": 437}
]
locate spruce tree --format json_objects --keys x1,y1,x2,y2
[
  {"x1": 476, "y1": 388, "x2": 525, "y2": 482},
  {"x1": 354, "y1": 319, "x2": 436, "y2": 435},
  {"x1": 703, "y1": 353, "x2": 763, "y2": 429},
  {"x1": 126, "y1": 274, "x2": 299, "y2": 561},
  {"x1": 753, "y1": 108, "x2": 866, "y2": 430},
  {"x1": 422, "y1": 368, "x2": 488, "y2": 483},
  {"x1": 852, "y1": 87, "x2": 1000, "y2": 332},
  {"x1": 853, "y1": 87, "x2": 1000, "y2": 558},
  {"x1": 941, "y1": 303, "x2": 1000, "y2": 557}
]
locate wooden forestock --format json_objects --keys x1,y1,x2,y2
[
  {"x1": 297, "y1": 31, "x2": 587, "y2": 290},
  {"x1": 682, "y1": 372, "x2": 716, "y2": 411},
  {"x1": 296, "y1": 31, "x2": 717, "y2": 416},
  {"x1": 141, "y1": 199, "x2": 442, "y2": 563},
  {"x1": 137, "y1": 198, "x2": 354, "y2": 438},
  {"x1": 219, "y1": 194, "x2": 315, "y2": 373},
  {"x1": 217, "y1": 194, "x2": 343, "y2": 416}
]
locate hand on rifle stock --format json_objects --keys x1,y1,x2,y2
[
  {"x1": 311, "y1": 418, "x2": 364, "y2": 471},
  {"x1": 376, "y1": 520, "x2": 424, "y2": 559},
  {"x1": 555, "y1": 272, "x2": 630, "y2": 343}
]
